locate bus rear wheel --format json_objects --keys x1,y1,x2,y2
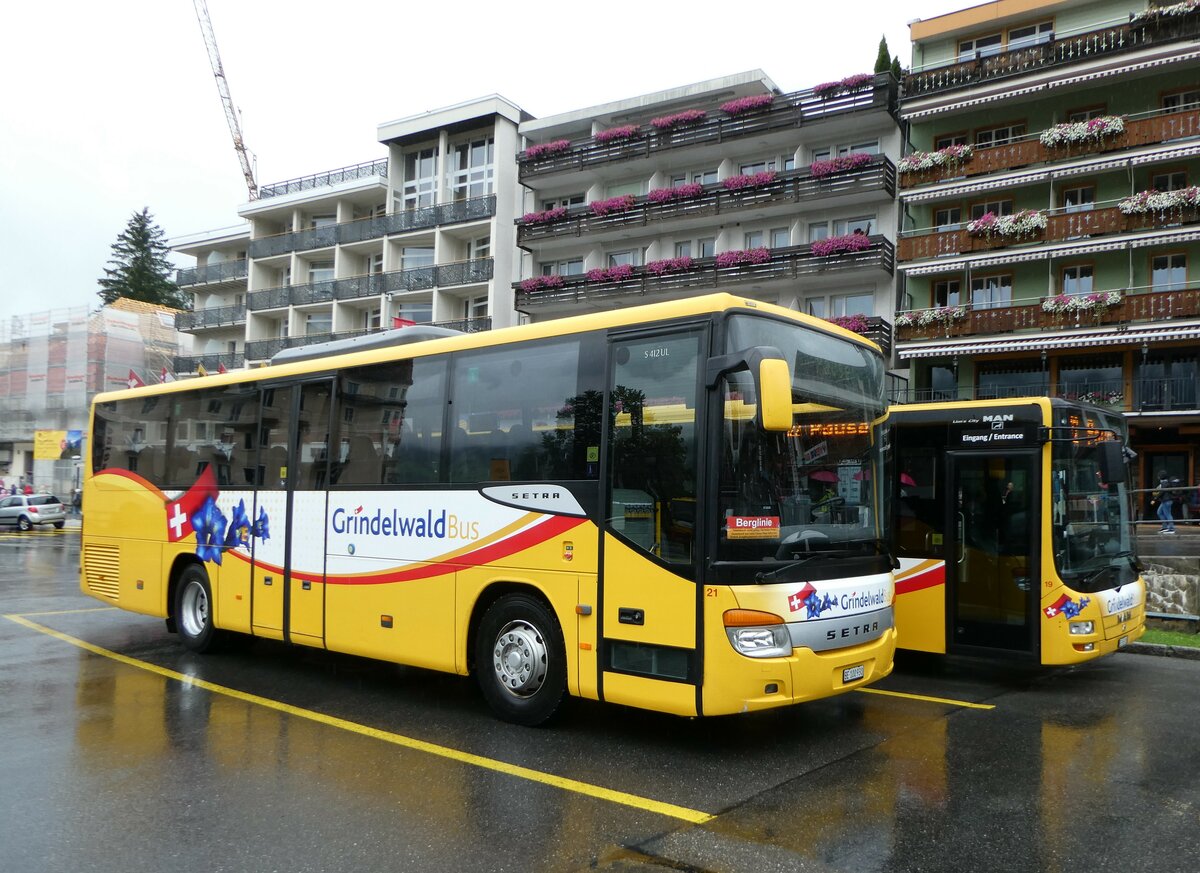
[
  {"x1": 475, "y1": 593, "x2": 566, "y2": 726},
  {"x1": 175, "y1": 564, "x2": 222, "y2": 653}
]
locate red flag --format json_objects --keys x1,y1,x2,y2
[
  {"x1": 164, "y1": 466, "x2": 220, "y2": 542},
  {"x1": 127, "y1": 369, "x2": 145, "y2": 389},
  {"x1": 392, "y1": 316, "x2": 416, "y2": 328},
  {"x1": 218, "y1": 363, "x2": 228, "y2": 374},
  {"x1": 160, "y1": 366, "x2": 176, "y2": 383}
]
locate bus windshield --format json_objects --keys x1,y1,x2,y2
[
  {"x1": 1051, "y1": 408, "x2": 1137, "y2": 594},
  {"x1": 716, "y1": 316, "x2": 889, "y2": 578}
]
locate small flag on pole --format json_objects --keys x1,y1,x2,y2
[
  {"x1": 393, "y1": 316, "x2": 416, "y2": 328},
  {"x1": 217, "y1": 363, "x2": 228, "y2": 374},
  {"x1": 161, "y1": 366, "x2": 176, "y2": 383},
  {"x1": 197, "y1": 363, "x2": 208, "y2": 377},
  {"x1": 127, "y1": 369, "x2": 145, "y2": 389}
]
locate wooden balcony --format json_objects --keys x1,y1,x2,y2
[
  {"x1": 900, "y1": 109, "x2": 1200, "y2": 189},
  {"x1": 895, "y1": 284, "x2": 1200, "y2": 342},
  {"x1": 518, "y1": 158, "x2": 894, "y2": 244},
  {"x1": 897, "y1": 206, "x2": 1199, "y2": 262},
  {"x1": 902, "y1": 8, "x2": 1200, "y2": 100},
  {"x1": 518, "y1": 75, "x2": 897, "y2": 180}
]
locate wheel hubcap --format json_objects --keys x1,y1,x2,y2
[
  {"x1": 492, "y1": 620, "x2": 548, "y2": 698},
  {"x1": 180, "y1": 580, "x2": 208, "y2": 638}
]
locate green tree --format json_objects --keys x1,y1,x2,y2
[
  {"x1": 97, "y1": 208, "x2": 188, "y2": 309},
  {"x1": 874, "y1": 35, "x2": 892, "y2": 74},
  {"x1": 892, "y1": 55, "x2": 903, "y2": 80}
]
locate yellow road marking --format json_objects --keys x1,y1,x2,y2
[
  {"x1": 856, "y1": 686, "x2": 996, "y2": 710},
  {"x1": 3, "y1": 613, "x2": 714, "y2": 825},
  {"x1": 17, "y1": 606, "x2": 119, "y2": 617}
]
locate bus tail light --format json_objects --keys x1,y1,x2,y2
[{"x1": 724, "y1": 609, "x2": 791, "y2": 659}]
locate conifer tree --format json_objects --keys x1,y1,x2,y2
[
  {"x1": 97, "y1": 208, "x2": 188, "y2": 309},
  {"x1": 874, "y1": 36, "x2": 892, "y2": 74}
]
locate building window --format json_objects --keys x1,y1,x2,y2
[
  {"x1": 811, "y1": 147, "x2": 832, "y2": 163},
  {"x1": 934, "y1": 207, "x2": 962, "y2": 230},
  {"x1": 970, "y1": 199, "x2": 1013, "y2": 220},
  {"x1": 671, "y1": 169, "x2": 718, "y2": 186},
  {"x1": 605, "y1": 180, "x2": 643, "y2": 198},
  {"x1": 744, "y1": 230, "x2": 764, "y2": 249},
  {"x1": 542, "y1": 193, "x2": 585, "y2": 211},
  {"x1": 832, "y1": 292, "x2": 873, "y2": 317},
  {"x1": 674, "y1": 241, "x2": 692, "y2": 258},
  {"x1": 450, "y1": 136, "x2": 494, "y2": 200},
  {"x1": 1062, "y1": 265, "x2": 1094, "y2": 296},
  {"x1": 975, "y1": 124, "x2": 1026, "y2": 148},
  {"x1": 464, "y1": 296, "x2": 488, "y2": 319},
  {"x1": 403, "y1": 147, "x2": 438, "y2": 209},
  {"x1": 770, "y1": 227, "x2": 791, "y2": 248},
  {"x1": 1062, "y1": 186, "x2": 1095, "y2": 212},
  {"x1": 1058, "y1": 355, "x2": 1122, "y2": 401},
  {"x1": 1007, "y1": 21, "x2": 1053, "y2": 51},
  {"x1": 739, "y1": 159, "x2": 776, "y2": 175},
  {"x1": 833, "y1": 216, "x2": 873, "y2": 236},
  {"x1": 308, "y1": 260, "x2": 334, "y2": 284},
  {"x1": 970, "y1": 275, "x2": 1012, "y2": 309},
  {"x1": 934, "y1": 133, "x2": 969, "y2": 150},
  {"x1": 608, "y1": 249, "x2": 642, "y2": 268},
  {"x1": 978, "y1": 364, "x2": 1046, "y2": 400},
  {"x1": 541, "y1": 258, "x2": 584, "y2": 277},
  {"x1": 401, "y1": 247, "x2": 434, "y2": 270},
  {"x1": 364, "y1": 309, "x2": 381, "y2": 330},
  {"x1": 1066, "y1": 107, "x2": 1106, "y2": 123},
  {"x1": 467, "y1": 236, "x2": 490, "y2": 261},
  {"x1": 1152, "y1": 253, "x2": 1187, "y2": 291},
  {"x1": 305, "y1": 312, "x2": 332, "y2": 336},
  {"x1": 310, "y1": 213, "x2": 336, "y2": 229},
  {"x1": 699, "y1": 237, "x2": 716, "y2": 258},
  {"x1": 958, "y1": 33, "x2": 1002, "y2": 62},
  {"x1": 395, "y1": 301, "x2": 432, "y2": 324},
  {"x1": 1151, "y1": 171, "x2": 1188, "y2": 192},
  {"x1": 934, "y1": 279, "x2": 962, "y2": 307},
  {"x1": 808, "y1": 222, "x2": 830, "y2": 242},
  {"x1": 1163, "y1": 89, "x2": 1200, "y2": 112},
  {"x1": 837, "y1": 140, "x2": 880, "y2": 156},
  {"x1": 806, "y1": 298, "x2": 827, "y2": 319},
  {"x1": 930, "y1": 364, "x2": 957, "y2": 400}
]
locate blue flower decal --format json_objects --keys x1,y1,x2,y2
[
  {"x1": 805, "y1": 591, "x2": 838, "y2": 620},
  {"x1": 1060, "y1": 596, "x2": 1091, "y2": 619},
  {"x1": 192, "y1": 497, "x2": 227, "y2": 565},
  {"x1": 224, "y1": 499, "x2": 252, "y2": 549},
  {"x1": 253, "y1": 507, "x2": 270, "y2": 542}
]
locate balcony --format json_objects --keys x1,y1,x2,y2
[
  {"x1": 518, "y1": 158, "x2": 895, "y2": 245},
  {"x1": 515, "y1": 237, "x2": 894, "y2": 308},
  {"x1": 900, "y1": 108, "x2": 1200, "y2": 189},
  {"x1": 176, "y1": 259, "x2": 248, "y2": 288},
  {"x1": 518, "y1": 75, "x2": 896, "y2": 180},
  {"x1": 175, "y1": 304, "x2": 248, "y2": 331},
  {"x1": 257, "y1": 159, "x2": 388, "y2": 200},
  {"x1": 903, "y1": 8, "x2": 1200, "y2": 100},
  {"x1": 173, "y1": 352, "x2": 245, "y2": 374},
  {"x1": 244, "y1": 317, "x2": 492, "y2": 362},
  {"x1": 248, "y1": 195, "x2": 496, "y2": 259},
  {"x1": 895, "y1": 282, "x2": 1200, "y2": 343},
  {"x1": 897, "y1": 204, "x2": 1199, "y2": 262},
  {"x1": 247, "y1": 259, "x2": 494, "y2": 310},
  {"x1": 891, "y1": 378, "x2": 1199, "y2": 414}
]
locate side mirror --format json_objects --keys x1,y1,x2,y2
[
  {"x1": 1097, "y1": 440, "x2": 1127, "y2": 485},
  {"x1": 757, "y1": 358, "x2": 793, "y2": 431}
]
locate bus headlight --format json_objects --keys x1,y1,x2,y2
[
  {"x1": 1069, "y1": 621, "x2": 1095, "y2": 635},
  {"x1": 724, "y1": 609, "x2": 792, "y2": 658}
]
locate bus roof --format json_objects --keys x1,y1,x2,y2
[{"x1": 94, "y1": 293, "x2": 880, "y2": 405}]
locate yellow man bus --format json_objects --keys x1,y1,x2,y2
[
  {"x1": 890, "y1": 397, "x2": 1145, "y2": 664},
  {"x1": 82, "y1": 294, "x2": 895, "y2": 723}
]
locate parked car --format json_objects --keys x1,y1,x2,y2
[{"x1": 0, "y1": 494, "x2": 67, "y2": 530}]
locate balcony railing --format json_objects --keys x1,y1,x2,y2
[
  {"x1": 891, "y1": 378, "x2": 1200, "y2": 413},
  {"x1": 173, "y1": 352, "x2": 245, "y2": 374},
  {"x1": 257, "y1": 158, "x2": 388, "y2": 200},
  {"x1": 900, "y1": 108, "x2": 1200, "y2": 189},
  {"x1": 518, "y1": 75, "x2": 896, "y2": 180},
  {"x1": 898, "y1": 205, "x2": 1199, "y2": 262},
  {"x1": 247, "y1": 259, "x2": 494, "y2": 310},
  {"x1": 176, "y1": 259, "x2": 248, "y2": 287},
  {"x1": 175, "y1": 304, "x2": 248, "y2": 331},
  {"x1": 903, "y1": 8, "x2": 1200, "y2": 100},
  {"x1": 895, "y1": 283, "x2": 1200, "y2": 342},
  {"x1": 248, "y1": 195, "x2": 496, "y2": 259},
  {"x1": 244, "y1": 317, "x2": 493, "y2": 361},
  {"x1": 515, "y1": 238, "x2": 894, "y2": 309},
  {"x1": 518, "y1": 158, "x2": 895, "y2": 244}
]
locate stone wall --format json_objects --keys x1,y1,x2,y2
[{"x1": 1142, "y1": 558, "x2": 1200, "y2": 617}]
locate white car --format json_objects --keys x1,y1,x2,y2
[{"x1": 0, "y1": 494, "x2": 67, "y2": 530}]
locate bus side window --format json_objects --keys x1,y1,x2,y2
[{"x1": 896, "y1": 436, "x2": 943, "y2": 557}]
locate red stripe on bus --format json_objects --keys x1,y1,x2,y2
[
  {"x1": 95, "y1": 468, "x2": 167, "y2": 499},
  {"x1": 895, "y1": 563, "x2": 945, "y2": 596}
]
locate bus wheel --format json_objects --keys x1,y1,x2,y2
[
  {"x1": 475, "y1": 594, "x2": 566, "y2": 726},
  {"x1": 175, "y1": 564, "x2": 221, "y2": 653}
]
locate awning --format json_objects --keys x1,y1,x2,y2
[{"x1": 898, "y1": 322, "x2": 1200, "y2": 359}]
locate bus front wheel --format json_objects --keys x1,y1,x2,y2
[
  {"x1": 475, "y1": 593, "x2": 566, "y2": 726},
  {"x1": 175, "y1": 564, "x2": 222, "y2": 653}
]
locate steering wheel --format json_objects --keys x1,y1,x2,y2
[{"x1": 775, "y1": 529, "x2": 830, "y2": 559}]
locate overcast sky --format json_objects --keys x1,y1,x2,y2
[{"x1": 0, "y1": 0, "x2": 965, "y2": 323}]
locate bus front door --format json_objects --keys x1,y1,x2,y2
[
  {"x1": 284, "y1": 380, "x2": 333, "y2": 647},
  {"x1": 946, "y1": 450, "x2": 1038, "y2": 655}
]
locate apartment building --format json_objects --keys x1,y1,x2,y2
[
  {"x1": 513, "y1": 70, "x2": 901, "y2": 357},
  {"x1": 173, "y1": 96, "x2": 527, "y2": 370},
  {"x1": 896, "y1": 0, "x2": 1200, "y2": 497}
]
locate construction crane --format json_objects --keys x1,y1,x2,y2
[{"x1": 193, "y1": 0, "x2": 258, "y2": 200}]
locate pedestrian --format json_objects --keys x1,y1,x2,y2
[
  {"x1": 22, "y1": 482, "x2": 32, "y2": 496},
  {"x1": 1155, "y1": 471, "x2": 1176, "y2": 534}
]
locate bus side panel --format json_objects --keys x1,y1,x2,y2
[
  {"x1": 81, "y1": 474, "x2": 168, "y2": 617},
  {"x1": 206, "y1": 547, "x2": 252, "y2": 634},
  {"x1": 894, "y1": 559, "x2": 947, "y2": 654}
]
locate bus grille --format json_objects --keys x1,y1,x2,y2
[{"x1": 84, "y1": 544, "x2": 120, "y2": 601}]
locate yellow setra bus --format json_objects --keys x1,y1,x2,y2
[
  {"x1": 82, "y1": 294, "x2": 896, "y2": 723},
  {"x1": 890, "y1": 397, "x2": 1145, "y2": 665}
]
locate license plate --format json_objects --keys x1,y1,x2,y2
[
  {"x1": 842, "y1": 664, "x2": 865, "y2": 683},
  {"x1": 1118, "y1": 636, "x2": 1128, "y2": 648}
]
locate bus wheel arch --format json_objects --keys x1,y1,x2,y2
[
  {"x1": 470, "y1": 584, "x2": 567, "y2": 726},
  {"x1": 170, "y1": 559, "x2": 224, "y2": 653}
]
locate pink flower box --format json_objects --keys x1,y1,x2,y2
[
  {"x1": 594, "y1": 125, "x2": 640, "y2": 143},
  {"x1": 645, "y1": 256, "x2": 694, "y2": 275},
  {"x1": 719, "y1": 94, "x2": 775, "y2": 116},
  {"x1": 722, "y1": 171, "x2": 778, "y2": 191},
  {"x1": 585, "y1": 264, "x2": 636, "y2": 282},
  {"x1": 809, "y1": 152, "x2": 873, "y2": 178},
  {"x1": 650, "y1": 110, "x2": 708, "y2": 130},
  {"x1": 519, "y1": 207, "x2": 569, "y2": 224},
  {"x1": 518, "y1": 274, "x2": 566, "y2": 293},
  {"x1": 588, "y1": 195, "x2": 638, "y2": 217},
  {"x1": 523, "y1": 139, "x2": 571, "y2": 159},
  {"x1": 646, "y1": 183, "x2": 705, "y2": 203},
  {"x1": 715, "y1": 248, "x2": 771, "y2": 267},
  {"x1": 811, "y1": 234, "x2": 873, "y2": 257}
]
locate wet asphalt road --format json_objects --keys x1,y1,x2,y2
[{"x1": 2, "y1": 529, "x2": 1198, "y2": 873}]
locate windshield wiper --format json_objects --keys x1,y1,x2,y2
[{"x1": 754, "y1": 548, "x2": 868, "y2": 583}]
